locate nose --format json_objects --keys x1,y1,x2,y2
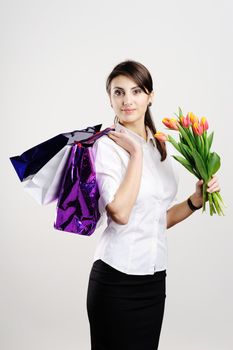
[{"x1": 122, "y1": 92, "x2": 133, "y2": 106}]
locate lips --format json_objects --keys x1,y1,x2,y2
[{"x1": 122, "y1": 109, "x2": 135, "y2": 112}]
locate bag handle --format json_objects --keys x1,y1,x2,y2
[{"x1": 75, "y1": 126, "x2": 115, "y2": 148}]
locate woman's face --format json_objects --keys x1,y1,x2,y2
[{"x1": 109, "y1": 75, "x2": 154, "y2": 125}]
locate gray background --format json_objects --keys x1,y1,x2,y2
[{"x1": 1, "y1": 0, "x2": 232, "y2": 349}]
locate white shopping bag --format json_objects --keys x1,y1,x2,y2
[{"x1": 23, "y1": 146, "x2": 71, "y2": 205}]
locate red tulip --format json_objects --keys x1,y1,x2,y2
[
  {"x1": 192, "y1": 122, "x2": 204, "y2": 136},
  {"x1": 180, "y1": 114, "x2": 191, "y2": 128},
  {"x1": 154, "y1": 131, "x2": 168, "y2": 142},
  {"x1": 162, "y1": 118, "x2": 179, "y2": 130}
]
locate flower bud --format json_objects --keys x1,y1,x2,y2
[{"x1": 154, "y1": 132, "x2": 168, "y2": 142}]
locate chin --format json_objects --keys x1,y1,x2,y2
[{"x1": 122, "y1": 115, "x2": 143, "y2": 123}]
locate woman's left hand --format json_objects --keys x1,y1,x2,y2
[{"x1": 191, "y1": 175, "x2": 221, "y2": 207}]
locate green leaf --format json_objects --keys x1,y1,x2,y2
[
  {"x1": 181, "y1": 143, "x2": 193, "y2": 158},
  {"x1": 193, "y1": 132, "x2": 202, "y2": 154},
  {"x1": 200, "y1": 136, "x2": 205, "y2": 156},
  {"x1": 179, "y1": 133, "x2": 185, "y2": 145},
  {"x1": 167, "y1": 135, "x2": 181, "y2": 153},
  {"x1": 177, "y1": 124, "x2": 194, "y2": 149},
  {"x1": 187, "y1": 126, "x2": 197, "y2": 148},
  {"x1": 178, "y1": 106, "x2": 183, "y2": 118},
  {"x1": 178, "y1": 143, "x2": 195, "y2": 168},
  {"x1": 179, "y1": 142, "x2": 191, "y2": 159},
  {"x1": 192, "y1": 148, "x2": 208, "y2": 181},
  {"x1": 172, "y1": 155, "x2": 197, "y2": 176},
  {"x1": 203, "y1": 131, "x2": 208, "y2": 160},
  {"x1": 207, "y1": 152, "x2": 221, "y2": 176},
  {"x1": 207, "y1": 131, "x2": 214, "y2": 153}
]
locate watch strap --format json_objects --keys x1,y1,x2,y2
[{"x1": 187, "y1": 197, "x2": 202, "y2": 211}]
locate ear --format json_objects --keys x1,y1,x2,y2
[{"x1": 150, "y1": 90, "x2": 155, "y2": 104}]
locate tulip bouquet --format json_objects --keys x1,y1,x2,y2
[{"x1": 154, "y1": 107, "x2": 225, "y2": 216}]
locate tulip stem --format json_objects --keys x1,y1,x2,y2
[
  {"x1": 202, "y1": 183, "x2": 208, "y2": 212},
  {"x1": 208, "y1": 193, "x2": 215, "y2": 216},
  {"x1": 212, "y1": 193, "x2": 221, "y2": 215},
  {"x1": 215, "y1": 191, "x2": 226, "y2": 207},
  {"x1": 212, "y1": 192, "x2": 225, "y2": 215}
]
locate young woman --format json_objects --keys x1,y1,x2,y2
[{"x1": 86, "y1": 60, "x2": 220, "y2": 350}]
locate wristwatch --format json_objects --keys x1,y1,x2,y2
[{"x1": 187, "y1": 197, "x2": 203, "y2": 211}]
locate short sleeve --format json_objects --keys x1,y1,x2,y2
[
  {"x1": 90, "y1": 136, "x2": 123, "y2": 217},
  {"x1": 167, "y1": 196, "x2": 179, "y2": 210}
]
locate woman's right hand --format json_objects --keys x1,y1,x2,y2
[{"x1": 107, "y1": 129, "x2": 142, "y2": 156}]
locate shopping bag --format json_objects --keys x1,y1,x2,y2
[
  {"x1": 10, "y1": 123, "x2": 115, "y2": 235},
  {"x1": 9, "y1": 124, "x2": 102, "y2": 181},
  {"x1": 54, "y1": 127, "x2": 113, "y2": 236},
  {"x1": 23, "y1": 145, "x2": 71, "y2": 205},
  {"x1": 9, "y1": 124, "x2": 103, "y2": 205}
]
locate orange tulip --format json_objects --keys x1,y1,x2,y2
[
  {"x1": 200, "y1": 117, "x2": 209, "y2": 131},
  {"x1": 192, "y1": 122, "x2": 204, "y2": 136},
  {"x1": 162, "y1": 118, "x2": 179, "y2": 130},
  {"x1": 188, "y1": 112, "x2": 199, "y2": 124},
  {"x1": 154, "y1": 131, "x2": 168, "y2": 142}
]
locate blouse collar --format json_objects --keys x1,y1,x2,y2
[{"x1": 114, "y1": 121, "x2": 156, "y2": 147}]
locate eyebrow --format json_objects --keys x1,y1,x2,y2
[{"x1": 113, "y1": 86, "x2": 139, "y2": 90}]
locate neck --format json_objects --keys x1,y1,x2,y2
[{"x1": 118, "y1": 120, "x2": 147, "y2": 141}]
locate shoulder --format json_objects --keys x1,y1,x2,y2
[
  {"x1": 91, "y1": 134, "x2": 122, "y2": 161},
  {"x1": 93, "y1": 134, "x2": 118, "y2": 151},
  {"x1": 95, "y1": 134, "x2": 115, "y2": 147}
]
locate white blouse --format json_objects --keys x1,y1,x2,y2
[{"x1": 90, "y1": 120, "x2": 179, "y2": 275}]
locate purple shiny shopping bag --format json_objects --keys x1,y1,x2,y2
[{"x1": 54, "y1": 127, "x2": 113, "y2": 236}]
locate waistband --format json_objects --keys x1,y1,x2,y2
[{"x1": 92, "y1": 259, "x2": 166, "y2": 279}]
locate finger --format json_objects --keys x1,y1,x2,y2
[
  {"x1": 196, "y1": 179, "x2": 204, "y2": 186},
  {"x1": 207, "y1": 185, "x2": 221, "y2": 192},
  {"x1": 108, "y1": 131, "x2": 118, "y2": 137},
  {"x1": 112, "y1": 130, "x2": 121, "y2": 135},
  {"x1": 207, "y1": 177, "x2": 218, "y2": 186}
]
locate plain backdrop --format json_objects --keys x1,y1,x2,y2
[{"x1": 1, "y1": 0, "x2": 233, "y2": 349}]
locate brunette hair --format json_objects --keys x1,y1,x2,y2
[{"x1": 105, "y1": 59, "x2": 167, "y2": 161}]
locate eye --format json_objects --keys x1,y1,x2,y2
[
  {"x1": 113, "y1": 89, "x2": 124, "y2": 96},
  {"x1": 133, "y1": 88, "x2": 142, "y2": 94}
]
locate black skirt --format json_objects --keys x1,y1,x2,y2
[{"x1": 86, "y1": 259, "x2": 167, "y2": 350}]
